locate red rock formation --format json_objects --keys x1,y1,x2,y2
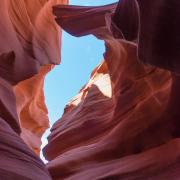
[
  {"x1": 0, "y1": 0, "x2": 67, "y2": 179},
  {"x1": 10, "y1": 0, "x2": 68, "y2": 154},
  {"x1": 0, "y1": 67, "x2": 52, "y2": 179},
  {"x1": 44, "y1": 0, "x2": 180, "y2": 180},
  {"x1": 0, "y1": 114, "x2": 51, "y2": 179},
  {"x1": 15, "y1": 65, "x2": 53, "y2": 155},
  {"x1": 43, "y1": 1, "x2": 180, "y2": 179},
  {"x1": 136, "y1": 0, "x2": 180, "y2": 73},
  {"x1": 1, "y1": 0, "x2": 178, "y2": 179}
]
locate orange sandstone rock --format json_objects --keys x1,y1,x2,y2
[
  {"x1": 8, "y1": 0, "x2": 68, "y2": 153},
  {"x1": 42, "y1": 2, "x2": 180, "y2": 179},
  {"x1": 0, "y1": 0, "x2": 68, "y2": 179},
  {"x1": 43, "y1": 23, "x2": 172, "y2": 180},
  {"x1": 15, "y1": 65, "x2": 53, "y2": 155}
]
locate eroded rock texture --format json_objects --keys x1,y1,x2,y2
[
  {"x1": 15, "y1": 65, "x2": 53, "y2": 155},
  {"x1": 43, "y1": 1, "x2": 180, "y2": 179},
  {"x1": 0, "y1": 0, "x2": 67, "y2": 179}
]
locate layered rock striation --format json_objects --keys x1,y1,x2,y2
[
  {"x1": 0, "y1": 0, "x2": 68, "y2": 179},
  {"x1": 43, "y1": 1, "x2": 180, "y2": 179},
  {"x1": 1, "y1": 0, "x2": 180, "y2": 179}
]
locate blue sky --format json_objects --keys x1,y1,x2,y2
[
  {"x1": 70, "y1": 0, "x2": 117, "y2": 6},
  {"x1": 42, "y1": 0, "x2": 117, "y2": 161},
  {"x1": 44, "y1": 0, "x2": 117, "y2": 125},
  {"x1": 44, "y1": 33, "x2": 104, "y2": 125}
]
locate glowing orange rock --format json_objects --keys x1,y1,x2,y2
[
  {"x1": 15, "y1": 65, "x2": 53, "y2": 155},
  {"x1": 0, "y1": 0, "x2": 68, "y2": 179}
]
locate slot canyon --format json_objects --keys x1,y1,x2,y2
[{"x1": 0, "y1": 0, "x2": 180, "y2": 179}]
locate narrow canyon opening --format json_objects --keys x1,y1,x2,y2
[
  {"x1": 1, "y1": 0, "x2": 180, "y2": 179},
  {"x1": 41, "y1": 31, "x2": 105, "y2": 162},
  {"x1": 41, "y1": 0, "x2": 118, "y2": 163}
]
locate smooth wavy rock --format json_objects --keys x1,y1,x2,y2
[
  {"x1": 0, "y1": 0, "x2": 67, "y2": 84},
  {"x1": 0, "y1": 0, "x2": 67, "y2": 179},
  {"x1": 14, "y1": 65, "x2": 53, "y2": 154},
  {"x1": 10, "y1": 0, "x2": 68, "y2": 153},
  {"x1": 0, "y1": 75, "x2": 52, "y2": 179},
  {"x1": 136, "y1": 0, "x2": 180, "y2": 73},
  {"x1": 113, "y1": 0, "x2": 180, "y2": 74},
  {"x1": 0, "y1": 76, "x2": 20, "y2": 133},
  {"x1": 0, "y1": 115, "x2": 51, "y2": 180},
  {"x1": 43, "y1": 4, "x2": 177, "y2": 179}
]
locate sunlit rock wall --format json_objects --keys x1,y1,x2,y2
[
  {"x1": 11, "y1": 0, "x2": 68, "y2": 154},
  {"x1": 44, "y1": 34, "x2": 172, "y2": 179},
  {"x1": 43, "y1": 1, "x2": 180, "y2": 179},
  {"x1": 0, "y1": 0, "x2": 68, "y2": 179},
  {"x1": 15, "y1": 65, "x2": 53, "y2": 155}
]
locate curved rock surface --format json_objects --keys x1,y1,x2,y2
[
  {"x1": 0, "y1": 114, "x2": 51, "y2": 180},
  {"x1": 44, "y1": 38, "x2": 172, "y2": 179},
  {"x1": 15, "y1": 65, "x2": 53, "y2": 155},
  {"x1": 43, "y1": 1, "x2": 180, "y2": 179},
  {"x1": 0, "y1": 0, "x2": 67, "y2": 179},
  {"x1": 0, "y1": 0, "x2": 179, "y2": 179}
]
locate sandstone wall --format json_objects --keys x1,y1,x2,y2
[
  {"x1": 0, "y1": 0, "x2": 68, "y2": 179},
  {"x1": 43, "y1": 1, "x2": 180, "y2": 179}
]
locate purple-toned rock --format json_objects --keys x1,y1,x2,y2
[
  {"x1": 0, "y1": 0, "x2": 68, "y2": 179},
  {"x1": 43, "y1": 3, "x2": 180, "y2": 179}
]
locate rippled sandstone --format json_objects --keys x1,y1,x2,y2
[
  {"x1": 1, "y1": 0, "x2": 180, "y2": 179},
  {"x1": 43, "y1": 1, "x2": 180, "y2": 179},
  {"x1": 0, "y1": 0, "x2": 67, "y2": 179}
]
